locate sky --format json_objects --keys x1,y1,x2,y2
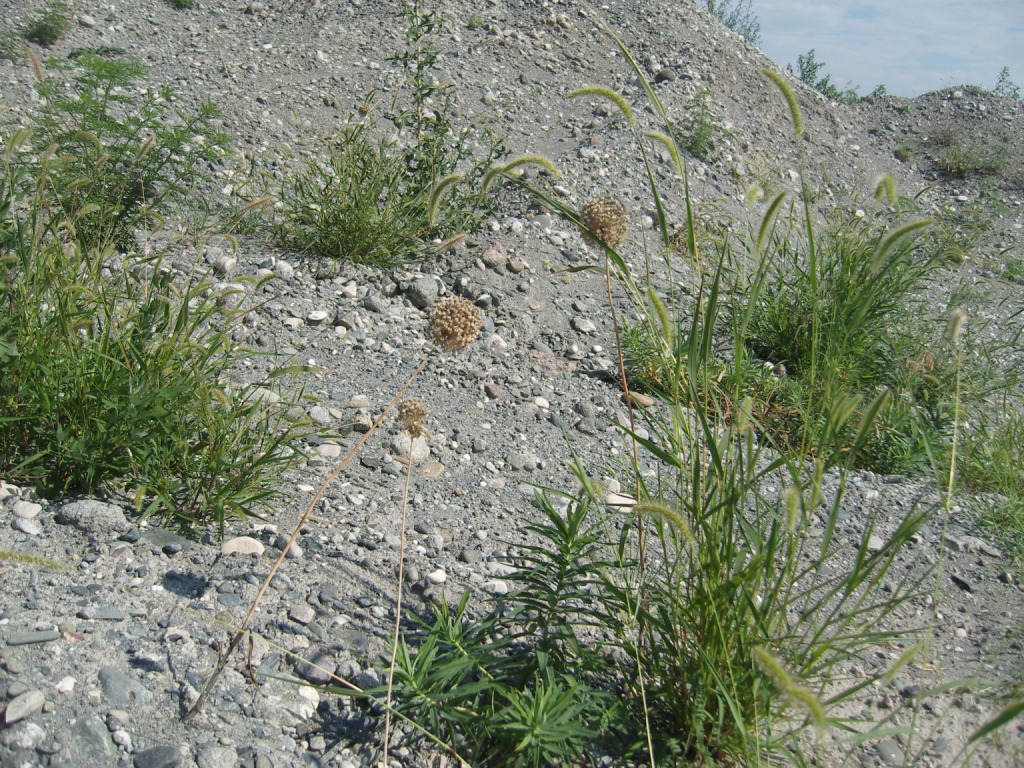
[{"x1": 751, "y1": 1, "x2": 1024, "y2": 98}]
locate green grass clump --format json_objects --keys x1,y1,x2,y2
[
  {"x1": 1, "y1": 63, "x2": 310, "y2": 533},
  {"x1": 0, "y1": 29, "x2": 27, "y2": 62},
  {"x1": 16, "y1": 54, "x2": 229, "y2": 252},
  {"x1": 274, "y1": 0, "x2": 506, "y2": 266},
  {"x1": 24, "y1": 2, "x2": 71, "y2": 46},
  {"x1": 164, "y1": 0, "x2": 196, "y2": 9}
]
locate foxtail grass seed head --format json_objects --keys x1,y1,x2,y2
[
  {"x1": 580, "y1": 197, "x2": 628, "y2": 249},
  {"x1": 428, "y1": 297, "x2": 482, "y2": 351},
  {"x1": 396, "y1": 398, "x2": 428, "y2": 438},
  {"x1": 947, "y1": 308, "x2": 967, "y2": 345}
]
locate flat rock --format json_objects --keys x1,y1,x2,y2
[
  {"x1": 4, "y1": 689, "x2": 45, "y2": 724},
  {"x1": 221, "y1": 536, "x2": 265, "y2": 555},
  {"x1": 55, "y1": 499, "x2": 127, "y2": 533},
  {"x1": 98, "y1": 666, "x2": 154, "y2": 707}
]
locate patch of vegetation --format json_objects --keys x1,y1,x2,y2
[
  {"x1": 24, "y1": 1, "x2": 71, "y2": 47},
  {"x1": 466, "y1": 12, "x2": 484, "y2": 30},
  {"x1": 789, "y1": 48, "x2": 886, "y2": 104},
  {"x1": 274, "y1": 0, "x2": 506, "y2": 266},
  {"x1": 702, "y1": 0, "x2": 761, "y2": 45},
  {"x1": 164, "y1": 0, "x2": 196, "y2": 9},
  {"x1": 0, "y1": 28, "x2": 27, "y2": 62},
  {"x1": 1, "y1": 58, "x2": 311, "y2": 532},
  {"x1": 320, "y1": 30, "x2": 1024, "y2": 765},
  {"x1": 960, "y1": 410, "x2": 1024, "y2": 568},
  {"x1": 995, "y1": 66, "x2": 1022, "y2": 101},
  {"x1": 18, "y1": 54, "x2": 230, "y2": 251},
  {"x1": 672, "y1": 88, "x2": 728, "y2": 160}
]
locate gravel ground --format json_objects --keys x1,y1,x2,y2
[{"x1": 2, "y1": 1, "x2": 1023, "y2": 767}]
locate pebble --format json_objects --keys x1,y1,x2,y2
[
  {"x1": 307, "y1": 309, "x2": 330, "y2": 326},
  {"x1": 55, "y1": 499, "x2": 127, "y2": 533},
  {"x1": 483, "y1": 580, "x2": 509, "y2": 595},
  {"x1": 273, "y1": 535, "x2": 303, "y2": 559},
  {"x1": 288, "y1": 604, "x2": 316, "y2": 625},
  {"x1": 876, "y1": 740, "x2": 904, "y2": 765},
  {"x1": 391, "y1": 433, "x2": 430, "y2": 463},
  {"x1": 197, "y1": 743, "x2": 239, "y2": 768},
  {"x1": 134, "y1": 745, "x2": 185, "y2": 768},
  {"x1": 3, "y1": 689, "x2": 45, "y2": 724},
  {"x1": 426, "y1": 568, "x2": 447, "y2": 585},
  {"x1": 12, "y1": 500, "x2": 42, "y2": 518},
  {"x1": 98, "y1": 666, "x2": 154, "y2": 707},
  {"x1": 12, "y1": 518, "x2": 41, "y2": 535},
  {"x1": 221, "y1": 536, "x2": 265, "y2": 556},
  {"x1": 0, "y1": 721, "x2": 46, "y2": 749},
  {"x1": 406, "y1": 276, "x2": 440, "y2": 308}
]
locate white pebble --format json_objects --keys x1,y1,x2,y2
[
  {"x1": 55, "y1": 677, "x2": 76, "y2": 694},
  {"x1": 426, "y1": 568, "x2": 447, "y2": 585},
  {"x1": 534, "y1": 396, "x2": 550, "y2": 409}
]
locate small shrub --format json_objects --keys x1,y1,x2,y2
[
  {"x1": 1, "y1": 67, "x2": 308, "y2": 532},
  {"x1": 274, "y1": 0, "x2": 506, "y2": 264},
  {"x1": 702, "y1": 0, "x2": 761, "y2": 45},
  {"x1": 18, "y1": 54, "x2": 230, "y2": 251},
  {"x1": 23, "y1": 1, "x2": 71, "y2": 46},
  {"x1": 788, "y1": 48, "x2": 883, "y2": 104},
  {"x1": 0, "y1": 29, "x2": 27, "y2": 62},
  {"x1": 995, "y1": 66, "x2": 1022, "y2": 100},
  {"x1": 165, "y1": 0, "x2": 196, "y2": 8},
  {"x1": 466, "y1": 12, "x2": 484, "y2": 30},
  {"x1": 673, "y1": 89, "x2": 727, "y2": 160}
]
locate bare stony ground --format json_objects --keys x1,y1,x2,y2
[{"x1": 1, "y1": 1, "x2": 1023, "y2": 767}]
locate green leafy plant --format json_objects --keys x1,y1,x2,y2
[
  {"x1": 164, "y1": 0, "x2": 196, "y2": 9},
  {"x1": 789, "y1": 48, "x2": 885, "y2": 104},
  {"x1": 24, "y1": 1, "x2": 71, "y2": 46},
  {"x1": 995, "y1": 66, "x2": 1022, "y2": 100},
  {"x1": 275, "y1": 0, "x2": 506, "y2": 265},
  {"x1": 18, "y1": 54, "x2": 229, "y2": 251},
  {"x1": 1, "y1": 90, "x2": 309, "y2": 533},
  {"x1": 0, "y1": 29, "x2": 27, "y2": 62},
  {"x1": 702, "y1": 0, "x2": 761, "y2": 45},
  {"x1": 673, "y1": 88, "x2": 726, "y2": 160}
]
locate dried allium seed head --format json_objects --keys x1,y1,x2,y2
[
  {"x1": 428, "y1": 297, "x2": 482, "y2": 351},
  {"x1": 580, "y1": 197, "x2": 628, "y2": 249},
  {"x1": 396, "y1": 398, "x2": 429, "y2": 438}
]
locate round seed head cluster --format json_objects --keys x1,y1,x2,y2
[
  {"x1": 428, "y1": 297, "x2": 482, "y2": 351},
  {"x1": 580, "y1": 197, "x2": 628, "y2": 249},
  {"x1": 396, "y1": 397, "x2": 428, "y2": 438}
]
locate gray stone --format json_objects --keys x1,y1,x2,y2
[
  {"x1": 82, "y1": 605, "x2": 126, "y2": 621},
  {"x1": 406, "y1": 276, "x2": 439, "y2": 308},
  {"x1": 197, "y1": 743, "x2": 239, "y2": 768},
  {"x1": 3, "y1": 689, "x2": 45, "y2": 724},
  {"x1": 12, "y1": 500, "x2": 42, "y2": 518},
  {"x1": 293, "y1": 648, "x2": 337, "y2": 685},
  {"x1": 5, "y1": 629, "x2": 61, "y2": 646},
  {"x1": 391, "y1": 433, "x2": 430, "y2": 463},
  {"x1": 506, "y1": 451, "x2": 537, "y2": 471},
  {"x1": 55, "y1": 499, "x2": 128, "y2": 533},
  {"x1": 1, "y1": 721, "x2": 46, "y2": 750},
  {"x1": 134, "y1": 745, "x2": 185, "y2": 768},
  {"x1": 12, "y1": 518, "x2": 41, "y2": 535},
  {"x1": 99, "y1": 666, "x2": 154, "y2": 707},
  {"x1": 67, "y1": 715, "x2": 116, "y2": 763},
  {"x1": 876, "y1": 740, "x2": 904, "y2": 766}
]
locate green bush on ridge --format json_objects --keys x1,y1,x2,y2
[{"x1": 0, "y1": 56, "x2": 311, "y2": 532}]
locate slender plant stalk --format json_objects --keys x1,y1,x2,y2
[
  {"x1": 183, "y1": 355, "x2": 430, "y2": 723},
  {"x1": 383, "y1": 445, "x2": 416, "y2": 763}
]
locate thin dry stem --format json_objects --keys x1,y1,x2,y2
[
  {"x1": 183, "y1": 355, "x2": 431, "y2": 723},
  {"x1": 383, "y1": 440, "x2": 416, "y2": 764}
]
